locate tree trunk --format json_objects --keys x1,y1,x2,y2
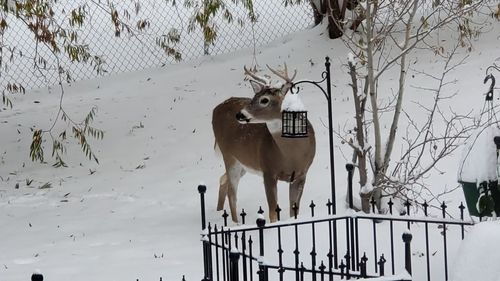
[
  {"x1": 348, "y1": 61, "x2": 371, "y2": 212},
  {"x1": 326, "y1": 0, "x2": 343, "y2": 39},
  {"x1": 309, "y1": 0, "x2": 344, "y2": 39},
  {"x1": 360, "y1": 190, "x2": 373, "y2": 213},
  {"x1": 309, "y1": 0, "x2": 323, "y2": 26}
]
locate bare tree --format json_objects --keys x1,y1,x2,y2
[{"x1": 337, "y1": 0, "x2": 492, "y2": 212}]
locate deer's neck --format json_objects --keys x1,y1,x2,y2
[
  {"x1": 265, "y1": 120, "x2": 290, "y2": 151},
  {"x1": 265, "y1": 119, "x2": 282, "y2": 136}
]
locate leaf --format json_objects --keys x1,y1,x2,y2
[
  {"x1": 30, "y1": 130, "x2": 44, "y2": 162},
  {"x1": 39, "y1": 182, "x2": 52, "y2": 189}
]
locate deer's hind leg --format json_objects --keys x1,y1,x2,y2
[
  {"x1": 220, "y1": 158, "x2": 246, "y2": 223},
  {"x1": 217, "y1": 173, "x2": 228, "y2": 211},
  {"x1": 217, "y1": 169, "x2": 246, "y2": 212}
]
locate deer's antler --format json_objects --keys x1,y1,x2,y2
[
  {"x1": 266, "y1": 63, "x2": 297, "y2": 84},
  {"x1": 243, "y1": 65, "x2": 270, "y2": 86}
]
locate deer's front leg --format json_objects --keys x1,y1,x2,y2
[
  {"x1": 289, "y1": 175, "x2": 306, "y2": 218},
  {"x1": 263, "y1": 173, "x2": 278, "y2": 223}
]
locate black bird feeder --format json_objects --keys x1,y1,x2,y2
[{"x1": 282, "y1": 109, "x2": 308, "y2": 138}]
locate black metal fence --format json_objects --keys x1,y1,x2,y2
[
  {"x1": 198, "y1": 185, "x2": 474, "y2": 281},
  {"x1": 1, "y1": 0, "x2": 312, "y2": 90}
]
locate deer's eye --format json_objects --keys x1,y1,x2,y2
[{"x1": 260, "y1": 97, "x2": 270, "y2": 105}]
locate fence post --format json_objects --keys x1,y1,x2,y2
[
  {"x1": 230, "y1": 248, "x2": 241, "y2": 281},
  {"x1": 402, "y1": 232, "x2": 413, "y2": 276},
  {"x1": 257, "y1": 215, "x2": 268, "y2": 281},
  {"x1": 198, "y1": 184, "x2": 211, "y2": 281},
  {"x1": 346, "y1": 163, "x2": 354, "y2": 209},
  {"x1": 199, "y1": 184, "x2": 207, "y2": 229},
  {"x1": 31, "y1": 273, "x2": 43, "y2": 281}
]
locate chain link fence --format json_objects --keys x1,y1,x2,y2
[{"x1": 0, "y1": 0, "x2": 312, "y2": 90}]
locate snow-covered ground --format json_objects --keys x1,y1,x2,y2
[
  {"x1": 451, "y1": 220, "x2": 500, "y2": 281},
  {"x1": 1, "y1": 15, "x2": 500, "y2": 281}
]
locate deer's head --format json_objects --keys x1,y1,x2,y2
[{"x1": 237, "y1": 64, "x2": 297, "y2": 126}]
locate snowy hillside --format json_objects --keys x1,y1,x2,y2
[{"x1": 1, "y1": 17, "x2": 500, "y2": 281}]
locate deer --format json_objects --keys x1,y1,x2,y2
[{"x1": 212, "y1": 64, "x2": 316, "y2": 223}]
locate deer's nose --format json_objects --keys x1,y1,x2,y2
[{"x1": 236, "y1": 111, "x2": 250, "y2": 123}]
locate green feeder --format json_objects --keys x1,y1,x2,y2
[
  {"x1": 458, "y1": 74, "x2": 500, "y2": 217},
  {"x1": 460, "y1": 180, "x2": 500, "y2": 217},
  {"x1": 459, "y1": 135, "x2": 500, "y2": 217}
]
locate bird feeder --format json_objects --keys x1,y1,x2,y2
[
  {"x1": 458, "y1": 73, "x2": 500, "y2": 218},
  {"x1": 282, "y1": 110, "x2": 308, "y2": 138},
  {"x1": 281, "y1": 92, "x2": 308, "y2": 138}
]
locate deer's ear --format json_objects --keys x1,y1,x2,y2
[
  {"x1": 249, "y1": 80, "x2": 264, "y2": 94},
  {"x1": 280, "y1": 83, "x2": 292, "y2": 96}
]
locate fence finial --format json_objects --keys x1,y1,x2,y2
[
  {"x1": 292, "y1": 203, "x2": 299, "y2": 219},
  {"x1": 309, "y1": 200, "x2": 316, "y2": 217},
  {"x1": 240, "y1": 209, "x2": 247, "y2": 224},
  {"x1": 378, "y1": 254, "x2": 386, "y2": 276},
  {"x1": 275, "y1": 204, "x2": 282, "y2": 221},
  {"x1": 222, "y1": 210, "x2": 229, "y2": 227}
]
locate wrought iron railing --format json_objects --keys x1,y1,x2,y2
[{"x1": 198, "y1": 184, "x2": 473, "y2": 281}]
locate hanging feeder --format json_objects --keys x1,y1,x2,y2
[
  {"x1": 282, "y1": 110, "x2": 308, "y2": 138},
  {"x1": 458, "y1": 72, "x2": 500, "y2": 218},
  {"x1": 281, "y1": 92, "x2": 308, "y2": 138}
]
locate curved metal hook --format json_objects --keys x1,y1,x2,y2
[
  {"x1": 486, "y1": 64, "x2": 500, "y2": 76},
  {"x1": 484, "y1": 74, "x2": 495, "y2": 101},
  {"x1": 291, "y1": 79, "x2": 330, "y2": 101}
]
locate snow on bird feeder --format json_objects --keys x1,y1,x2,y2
[
  {"x1": 457, "y1": 73, "x2": 500, "y2": 218},
  {"x1": 281, "y1": 93, "x2": 308, "y2": 138},
  {"x1": 458, "y1": 125, "x2": 500, "y2": 217}
]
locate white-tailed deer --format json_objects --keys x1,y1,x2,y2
[{"x1": 212, "y1": 65, "x2": 316, "y2": 223}]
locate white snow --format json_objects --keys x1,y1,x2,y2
[
  {"x1": 257, "y1": 255, "x2": 268, "y2": 265},
  {"x1": 281, "y1": 93, "x2": 306, "y2": 111},
  {"x1": 457, "y1": 125, "x2": 500, "y2": 183},
  {"x1": 450, "y1": 221, "x2": 500, "y2": 281},
  {"x1": 359, "y1": 271, "x2": 412, "y2": 281},
  {"x1": 0, "y1": 8, "x2": 499, "y2": 281},
  {"x1": 347, "y1": 52, "x2": 358, "y2": 66},
  {"x1": 360, "y1": 182, "x2": 374, "y2": 194}
]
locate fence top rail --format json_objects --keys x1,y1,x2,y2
[
  {"x1": 207, "y1": 212, "x2": 474, "y2": 235},
  {"x1": 355, "y1": 213, "x2": 475, "y2": 226},
  {"x1": 208, "y1": 214, "x2": 350, "y2": 234}
]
